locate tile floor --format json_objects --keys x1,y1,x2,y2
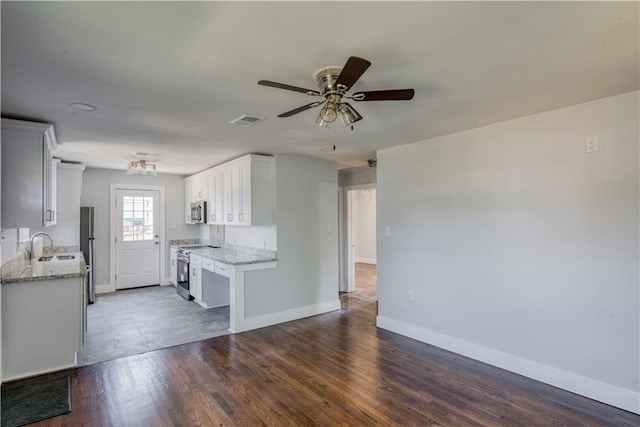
[{"x1": 79, "y1": 285, "x2": 230, "y2": 365}]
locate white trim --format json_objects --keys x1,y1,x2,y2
[
  {"x1": 57, "y1": 162, "x2": 86, "y2": 172},
  {"x1": 238, "y1": 299, "x2": 341, "y2": 333},
  {"x1": 356, "y1": 257, "x2": 377, "y2": 265},
  {"x1": 346, "y1": 190, "x2": 356, "y2": 292},
  {"x1": 339, "y1": 183, "x2": 377, "y2": 293},
  {"x1": 342, "y1": 183, "x2": 376, "y2": 191},
  {"x1": 109, "y1": 184, "x2": 166, "y2": 291},
  {"x1": 376, "y1": 316, "x2": 640, "y2": 415},
  {"x1": 338, "y1": 187, "x2": 346, "y2": 292},
  {"x1": 96, "y1": 284, "x2": 116, "y2": 294},
  {"x1": 161, "y1": 276, "x2": 172, "y2": 286}
]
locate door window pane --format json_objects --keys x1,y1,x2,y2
[{"x1": 122, "y1": 196, "x2": 154, "y2": 241}]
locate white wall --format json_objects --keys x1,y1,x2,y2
[
  {"x1": 243, "y1": 154, "x2": 339, "y2": 318},
  {"x1": 225, "y1": 225, "x2": 277, "y2": 250},
  {"x1": 354, "y1": 189, "x2": 376, "y2": 264},
  {"x1": 376, "y1": 91, "x2": 639, "y2": 413},
  {"x1": 81, "y1": 168, "x2": 199, "y2": 286}
]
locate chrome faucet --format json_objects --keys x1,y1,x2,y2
[{"x1": 29, "y1": 232, "x2": 54, "y2": 260}]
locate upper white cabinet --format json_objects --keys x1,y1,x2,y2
[
  {"x1": 184, "y1": 177, "x2": 195, "y2": 224},
  {"x1": 230, "y1": 155, "x2": 274, "y2": 226},
  {"x1": 185, "y1": 154, "x2": 274, "y2": 226},
  {"x1": 1, "y1": 118, "x2": 58, "y2": 228},
  {"x1": 184, "y1": 172, "x2": 209, "y2": 224},
  {"x1": 207, "y1": 170, "x2": 223, "y2": 224}
]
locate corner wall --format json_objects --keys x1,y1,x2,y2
[
  {"x1": 376, "y1": 91, "x2": 639, "y2": 413},
  {"x1": 243, "y1": 154, "x2": 340, "y2": 323}
]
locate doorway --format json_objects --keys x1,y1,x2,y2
[
  {"x1": 109, "y1": 184, "x2": 165, "y2": 290},
  {"x1": 340, "y1": 185, "x2": 377, "y2": 294}
]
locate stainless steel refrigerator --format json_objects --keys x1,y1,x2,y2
[{"x1": 80, "y1": 207, "x2": 95, "y2": 304}]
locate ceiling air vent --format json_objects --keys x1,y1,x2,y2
[{"x1": 229, "y1": 115, "x2": 264, "y2": 128}]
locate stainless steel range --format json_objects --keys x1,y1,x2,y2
[{"x1": 176, "y1": 248, "x2": 192, "y2": 300}]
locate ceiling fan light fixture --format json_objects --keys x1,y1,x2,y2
[
  {"x1": 316, "y1": 103, "x2": 338, "y2": 126},
  {"x1": 338, "y1": 103, "x2": 362, "y2": 126}
]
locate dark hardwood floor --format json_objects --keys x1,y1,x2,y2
[{"x1": 6, "y1": 263, "x2": 639, "y2": 426}]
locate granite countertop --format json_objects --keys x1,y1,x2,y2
[
  {"x1": 1, "y1": 252, "x2": 87, "y2": 284},
  {"x1": 171, "y1": 243, "x2": 278, "y2": 266},
  {"x1": 187, "y1": 246, "x2": 277, "y2": 266}
]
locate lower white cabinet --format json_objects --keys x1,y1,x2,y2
[
  {"x1": 2, "y1": 277, "x2": 84, "y2": 381},
  {"x1": 189, "y1": 254, "x2": 202, "y2": 301},
  {"x1": 170, "y1": 248, "x2": 178, "y2": 286}
]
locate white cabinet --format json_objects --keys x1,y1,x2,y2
[
  {"x1": 221, "y1": 164, "x2": 237, "y2": 224},
  {"x1": 189, "y1": 254, "x2": 202, "y2": 301},
  {"x1": 184, "y1": 172, "x2": 209, "y2": 224},
  {"x1": 207, "y1": 170, "x2": 223, "y2": 224},
  {"x1": 235, "y1": 155, "x2": 274, "y2": 226},
  {"x1": 185, "y1": 154, "x2": 274, "y2": 226},
  {"x1": 1, "y1": 118, "x2": 58, "y2": 228},
  {"x1": 207, "y1": 155, "x2": 274, "y2": 226},
  {"x1": 184, "y1": 178, "x2": 195, "y2": 224},
  {"x1": 170, "y1": 248, "x2": 178, "y2": 286},
  {"x1": 194, "y1": 174, "x2": 208, "y2": 201},
  {"x1": 2, "y1": 276, "x2": 84, "y2": 381}
]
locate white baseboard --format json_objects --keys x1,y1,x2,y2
[
  {"x1": 376, "y1": 316, "x2": 640, "y2": 415},
  {"x1": 95, "y1": 284, "x2": 116, "y2": 294},
  {"x1": 356, "y1": 257, "x2": 377, "y2": 265},
  {"x1": 239, "y1": 300, "x2": 341, "y2": 333}
]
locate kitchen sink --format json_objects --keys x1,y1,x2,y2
[
  {"x1": 56, "y1": 255, "x2": 75, "y2": 260},
  {"x1": 37, "y1": 256, "x2": 54, "y2": 261}
]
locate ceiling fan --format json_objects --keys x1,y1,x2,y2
[{"x1": 258, "y1": 56, "x2": 414, "y2": 127}]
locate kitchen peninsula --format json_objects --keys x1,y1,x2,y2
[
  {"x1": 171, "y1": 241, "x2": 277, "y2": 333},
  {"x1": 1, "y1": 248, "x2": 87, "y2": 381}
]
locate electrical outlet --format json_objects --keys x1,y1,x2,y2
[
  {"x1": 408, "y1": 292, "x2": 415, "y2": 303},
  {"x1": 384, "y1": 227, "x2": 391, "y2": 237},
  {"x1": 585, "y1": 136, "x2": 598, "y2": 153}
]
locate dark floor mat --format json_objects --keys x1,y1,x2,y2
[{"x1": 1, "y1": 376, "x2": 70, "y2": 427}]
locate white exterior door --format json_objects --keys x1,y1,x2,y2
[{"x1": 115, "y1": 189, "x2": 160, "y2": 289}]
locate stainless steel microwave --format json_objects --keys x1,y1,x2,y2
[{"x1": 190, "y1": 201, "x2": 207, "y2": 223}]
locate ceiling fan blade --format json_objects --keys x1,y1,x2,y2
[
  {"x1": 335, "y1": 57, "x2": 371, "y2": 91},
  {"x1": 351, "y1": 89, "x2": 415, "y2": 101},
  {"x1": 258, "y1": 80, "x2": 321, "y2": 96},
  {"x1": 277, "y1": 101, "x2": 325, "y2": 118}
]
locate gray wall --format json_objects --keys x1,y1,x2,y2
[
  {"x1": 377, "y1": 91, "x2": 639, "y2": 406},
  {"x1": 81, "y1": 168, "x2": 199, "y2": 286},
  {"x1": 244, "y1": 154, "x2": 339, "y2": 317},
  {"x1": 339, "y1": 167, "x2": 376, "y2": 187}
]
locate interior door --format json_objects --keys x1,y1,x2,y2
[{"x1": 115, "y1": 189, "x2": 160, "y2": 289}]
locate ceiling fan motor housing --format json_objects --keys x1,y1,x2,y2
[{"x1": 313, "y1": 67, "x2": 343, "y2": 94}]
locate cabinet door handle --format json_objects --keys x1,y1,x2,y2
[
  {"x1": 239, "y1": 213, "x2": 243, "y2": 222},
  {"x1": 228, "y1": 213, "x2": 232, "y2": 221}
]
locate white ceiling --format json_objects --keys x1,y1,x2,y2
[{"x1": 2, "y1": 2, "x2": 638, "y2": 175}]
